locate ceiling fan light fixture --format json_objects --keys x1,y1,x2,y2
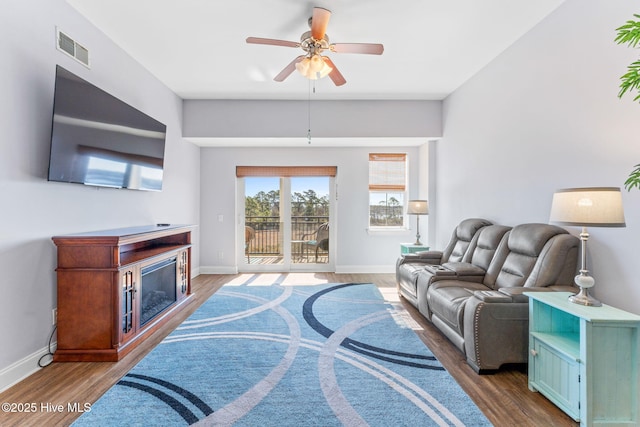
[
  {"x1": 295, "y1": 54, "x2": 332, "y2": 80},
  {"x1": 295, "y1": 57, "x2": 310, "y2": 76},
  {"x1": 318, "y1": 58, "x2": 333, "y2": 78},
  {"x1": 246, "y1": 7, "x2": 382, "y2": 86}
]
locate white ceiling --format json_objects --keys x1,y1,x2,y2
[{"x1": 66, "y1": 0, "x2": 566, "y2": 101}]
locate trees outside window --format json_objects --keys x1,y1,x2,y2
[{"x1": 368, "y1": 153, "x2": 407, "y2": 228}]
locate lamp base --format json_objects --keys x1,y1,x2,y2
[
  {"x1": 413, "y1": 215, "x2": 422, "y2": 247},
  {"x1": 568, "y1": 287, "x2": 602, "y2": 307}
]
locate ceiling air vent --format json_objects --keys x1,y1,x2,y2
[{"x1": 56, "y1": 29, "x2": 90, "y2": 68}]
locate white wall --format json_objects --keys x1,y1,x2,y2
[
  {"x1": 184, "y1": 100, "x2": 442, "y2": 138},
  {"x1": 0, "y1": 0, "x2": 200, "y2": 391},
  {"x1": 437, "y1": 0, "x2": 640, "y2": 313},
  {"x1": 200, "y1": 146, "x2": 422, "y2": 273}
]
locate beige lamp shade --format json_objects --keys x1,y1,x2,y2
[
  {"x1": 549, "y1": 187, "x2": 625, "y2": 227},
  {"x1": 407, "y1": 200, "x2": 429, "y2": 215}
]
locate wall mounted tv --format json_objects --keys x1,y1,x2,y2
[{"x1": 48, "y1": 65, "x2": 167, "y2": 191}]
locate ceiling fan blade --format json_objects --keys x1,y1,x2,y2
[
  {"x1": 323, "y1": 57, "x2": 346, "y2": 86},
  {"x1": 274, "y1": 55, "x2": 306, "y2": 82},
  {"x1": 311, "y1": 7, "x2": 331, "y2": 40},
  {"x1": 330, "y1": 43, "x2": 384, "y2": 55},
  {"x1": 246, "y1": 37, "x2": 300, "y2": 48}
]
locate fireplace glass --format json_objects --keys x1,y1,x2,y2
[{"x1": 140, "y1": 257, "x2": 177, "y2": 326}]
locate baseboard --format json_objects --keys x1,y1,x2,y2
[
  {"x1": 0, "y1": 342, "x2": 56, "y2": 393},
  {"x1": 191, "y1": 266, "x2": 201, "y2": 278},
  {"x1": 199, "y1": 265, "x2": 395, "y2": 275},
  {"x1": 199, "y1": 265, "x2": 239, "y2": 274}
]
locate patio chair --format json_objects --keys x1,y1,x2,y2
[
  {"x1": 301, "y1": 222, "x2": 329, "y2": 262},
  {"x1": 245, "y1": 226, "x2": 255, "y2": 262}
]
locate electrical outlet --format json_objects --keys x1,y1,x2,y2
[
  {"x1": 52, "y1": 308, "x2": 57, "y2": 325},
  {"x1": 218, "y1": 251, "x2": 224, "y2": 260}
]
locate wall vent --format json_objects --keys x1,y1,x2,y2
[{"x1": 56, "y1": 28, "x2": 90, "y2": 68}]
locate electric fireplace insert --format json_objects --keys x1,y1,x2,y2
[{"x1": 140, "y1": 256, "x2": 177, "y2": 326}]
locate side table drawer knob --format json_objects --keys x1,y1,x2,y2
[{"x1": 530, "y1": 349, "x2": 538, "y2": 357}]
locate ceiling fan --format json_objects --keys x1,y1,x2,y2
[{"x1": 246, "y1": 7, "x2": 384, "y2": 86}]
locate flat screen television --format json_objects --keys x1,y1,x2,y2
[{"x1": 48, "y1": 65, "x2": 167, "y2": 191}]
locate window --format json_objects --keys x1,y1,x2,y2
[{"x1": 368, "y1": 153, "x2": 407, "y2": 228}]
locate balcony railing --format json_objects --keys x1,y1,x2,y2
[{"x1": 246, "y1": 215, "x2": 328, "y2": 256}]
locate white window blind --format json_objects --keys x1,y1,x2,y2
[{"x1": 368, "y1": 153, "x2": 407, "y2": 192}]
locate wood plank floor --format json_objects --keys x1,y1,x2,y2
[{"x1": 0, "y1": 273, "x2": 577, "y2": 427}]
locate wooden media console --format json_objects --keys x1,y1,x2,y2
[{"x1": 52, "y1": 224, "x2": 194, "y2": 362}]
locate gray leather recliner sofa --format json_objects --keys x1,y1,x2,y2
[
  {"x1": 396, "y1": 218, "x2": 492, "y2": 307},
  {"x1": 396, "y1": 219, "x2": 579, "y2": 373}
]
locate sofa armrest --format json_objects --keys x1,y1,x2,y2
[
  {"x1": 546, "y1": 285, "x2": 580, "y2": 293},
  {"x1": 397, "y1": 250, "x2": 443, "y2": 266},
  {"x1": 442, "y1": 261, "x2": 486, "y2": 276},
  {"x1": 441, "y1": 262, "x2": 486, "y2": 284},
  {"x1": 497, "y1": 286, "x2": 579, "y2": 303},
  {"x1": 424, "y1": 264, "x2": 456, "y2": 276},
  {"x1": 473, "y1": 290, "x2": 513, "y2": 303},
  {"x1": 463, "y1": 296, "x2": 529, "y2": 372}
]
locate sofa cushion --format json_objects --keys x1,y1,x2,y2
[
  {"x1": 469, "y1": 225, "x2": 512, "y2": 270},
  {"x1": 442, "y1": 218, "x2": 492, "y2": 263},
  {"x1": 506, "y1": 223, "x2": 567, "y2": 257},
  {"x1": 523, "y1": 234, "x2": 579, "y2": 288},
  {"x1": 491, "y1": 223, "x2": 574, "y2": 290},
  {"x1": 457, "y1": 218, "x2": 489, "y2": 241},
  {"x1": 494, "y1": 252, "x2": 534, "y2": 288}
]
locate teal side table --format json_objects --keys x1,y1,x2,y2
[
  {"x1": 400, "y1": 243, "x2": 429, "y2": 254},
  {"x1": 525, "y1": 292, "x2": 640, "y2": 426}
]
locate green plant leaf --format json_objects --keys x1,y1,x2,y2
[
  {"x1": 618, "y1": 63, "x2": 640, "y2": 99},
  {"x1": 625, "y1": 164, "x2": 640, "y2": 191},
  {"x1": 617, "y1": 16, "x2": 640, "y2": 190},
  {"x1": 616, "y1": 19, "x2": 640, "y2": 101},
  {"x1": 615, "y1": 15, "x2": 640, "y2": 47}
]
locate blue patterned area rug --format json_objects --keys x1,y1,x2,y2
[{"x1": 72, "y1": 283, "x2": 490, "y2": 426}]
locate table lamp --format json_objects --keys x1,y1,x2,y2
[
  {"x1": 407, "y1": 200, "x2": 429, "y2": 245},
  {"x1": 549, "y1": 187, "x2": 625, "y2": 306}
]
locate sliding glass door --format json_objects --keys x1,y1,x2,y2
[
  {"x1": 238, "y1": 171, "x2": 334, "y2": 272},
  {"x1": 290, "y1": 177, "x2": 330, "y2": 266},
  {"x1": 243, "y1": 176, "x2": 283, "y2": 267}
]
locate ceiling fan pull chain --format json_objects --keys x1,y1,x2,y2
[{"x1": 308, "y1": 80, "x2": 312, "y2": 144}]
